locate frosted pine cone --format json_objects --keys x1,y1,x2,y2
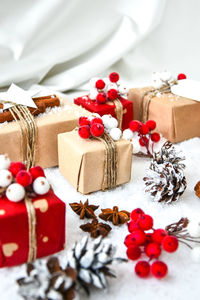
[
  {"x1": 144, "y1": 142, "x2": 186, "y2": 203},
  {"x1": 65, "y1": 236, "x2": 127, "y2": 294}
]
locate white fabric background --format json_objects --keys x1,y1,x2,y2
[{"x1": 1, "y1": 1, "x2": 200, "y2": 299}]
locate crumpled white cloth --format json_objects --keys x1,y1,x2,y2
[{"x1": 0, "y1": 0, "x2": 166, "y2": 91}]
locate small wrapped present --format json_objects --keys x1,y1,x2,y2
[
  {"x1": 58, "y1": 115, "x2": 132, "y2": 194},
  {"x1": 0, "y1": 84, "x2": 91, "y2": 168},
  {"x1": 128, "y1": 72, "x2": 200, "y2": 143},
  {"x1": 74, "y1": 72, "x2": 133, "y2": 131},
  {"x1": 0, "y1": 157, "x2": 65, "y2": 268}
]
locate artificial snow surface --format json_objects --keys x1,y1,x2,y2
[{"x1": 0, "y1": 92, "x2": 200, "y2": 300}]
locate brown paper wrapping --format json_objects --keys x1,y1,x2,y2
[
  {"x1": 128, "y1": 87, "x2": 200, "y2": 143},
  {"x1": 0, "y1": 98, "x2": 91, "y2": 168},
  {"x1": 58, "y1": 131, "x2": 133, "y2": 194}
]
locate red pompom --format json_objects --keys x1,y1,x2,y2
[
  {"x1": 177, "y1": 73, "x2": 187, "y2": 80},
  {"x1": 135, "y1": 261, "x2": 150, "y2": 278},
  {"x1": 128, "y1": 230, "x2": 146, "y2": 246},
  {"x1": 126, "y1": 245, "x2": 141, "y2": 260},
  {"x1": 78, "y1": 125, "x2": 91, "y2": 139},
  {"x1": 130, "y1": 208, "x2": 144, "y2": 221},
  {"x1": 151, "y1": 261, "x2": 168, "y2": 279},
  {"x1": 139, "y1": 137, "x2": 149, "y2": 147},
  {"x1": 128, "y1": 220, "x2": 140, "y2": 233},
  {"x1": 138, "y1": 214, "x2": 153, "y2": 230},
  {"x1": 107, "y1": 89, "x2": 118, "y2": 100},
  {"x1": 145, "y1": 120, "x2": 156, "y2": 131},
  {"x1": 129, "y1": 120, "x2": 141, "y2": 132},
  {"x1": 29, "y1": 166, "x2": 45, "y2": 180},
  {"x1": 79, "y1": 117, "x2": 90, "y2": 127},
  {"x1": 90, "y1": 123, "x2": 104, "y2": 137},
  {"x1": 91, "y1": 117, "x2": 103, "y2": 126},
  {"x1": 9, "y1": 162, "x2": 26, "y2": 177},
  {"x1": 139, "y1": 124, "x2": 149, "y2": 135},
  {"x1": 145, "y1": 242, "x2": 161, "y2": 259},
  {"x1": 109, "y1": 72, "x2": 120, "y2": 83},
  {"x1": 16, "y1": 170, "x2": 32, "y2": 187},
  {"x1": 151, "y1": 132, "x2": 160, "y2": 143},
  {"x1": 152, "y1": 229, "x2": 167, "y2": 244},
  {"x1": 162, "y1": 235, "x2": 179, "y2": 253},
  {"x1": 96, "y1": 92, "x2": 107, "y2": 104},
  {"x1": 95, "y1": 79, "x2": 105, "y2": 90}
]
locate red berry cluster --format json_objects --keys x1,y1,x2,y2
[
  {"x1": 124, "y1": 208, "x2": 179, "y2": 279},
  {"x1": 9, "y1": 162, "x2": 45, "y2": 187},
  {"x1": 94, "y1": 72, "x2": 120, "y2": 104},
  {"x1": 129, "y1": 120, "x2": 160, "y2": 154},
  {"x1": 78, "y1": 116, "x2": 104, "y2": 139}
]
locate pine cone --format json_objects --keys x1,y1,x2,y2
[
  {"x1": 65, "y1": 236, "x2": 127, "y2": 294},
  {"x1": 17, "y1": 259, "x2": 77, "y2": 300},
  {"x1": 144, "y1": 142, "x2": 187, "y2": 203}
]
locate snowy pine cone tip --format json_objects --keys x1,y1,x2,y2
[{"x1": 144, "y1": 141, "x2": 187, "y2": 203}]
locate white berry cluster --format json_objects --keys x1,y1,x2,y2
[
  {"x1": 0, "y1": 154, "x2": 50, "y2": 202},
  {"x1": 122, "y1": 129, "x2": 141, "y2": 154},
  {"x1": 152, "y1": 71, "x2": 175, "y2": 90},
  {"x1": 102, "y1": 115, "x2": 122, "y2": 141}
]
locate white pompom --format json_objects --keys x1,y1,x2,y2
[
  {"x1": 109, "y1": 128, "x2": 122, "y2": 141},
  {"x1": 131, "y1": 139, "x2": 141, "y2": 154},
  {"x1": 152, "y1": 72, "x2": 161, "y2": 81},
  {"x1": 118, "y1": 85, "x2": 127, "y2": 95},
  {"x1": 89, "y1": 88, "x2": 98, "y2": 100},
  {"x1": 191, "y1": 247, "x2": 200, "y2": 262},
  {"x1": 160, "y1": 71, "x2": 172, "y2": 82},
  {"x1": 153, "y1": 80, "x2": 163, "y2": 89},
  {"x1": 6, "y1": 183, "x2": 25, "y2": 202},
  {"x1": 122, "y1": 129, "x2": 134, "y2": 140},
  {"x1": 106, "y1": 83, "x2": 117, "y2": 91},
  {"x1": 105, "y1": 117, "x2": 118, "y2": 130},
  {"x1": 0, "y1": 154, "x2": 11, "y2": 170},
  {"x1": 0, "y1": 170, "x2": 12, "y2": 187},
  {"x1": 187, "y1": 220, "x2": 200, "y2": 237},
  {"x1": 33, "y1": 177, "x2": 50, "y2": 195},
  {"x1": 89, "y1": 77, "x2": 99, "y2": 88},
  {"x1": 88, "y1": 113, "x2": 101, "y2": 121}
]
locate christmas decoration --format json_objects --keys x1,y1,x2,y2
[
  {"x1": 128, "y1": 71, "x2": 200, "y2": 143},
  {"x1": 143, "y1": 142, "x2": 187, "y2": 203},
  {"x1": 80, "y1": 218, "x2": 112, "y2": 238},
  {"x1": 65, "y1": 236, "x2": 127, "y2": 294},
  {"x1": 99, "y1": 206, "x2": 130, "y2": 225},
  {"x1": 122, "y1": 119, "x2": 162, "y2": 156},
  {"x1": 69, "y1": 199, "x2": 99, "y2": 219},
  {"x1": 0, "y1": 155, "x2": 65, "y2": 268},
  {"x1": 124, "y1": 208, "x2": 179, "y2": 279},
  {"x1": 17, "y1": 258, "x2": 77, "y2": 300},
  {"x1": 0, "y1": 154, "x2": 11, "y2": 170},
  {"x1": 194, "y1": 181, "x2": 200, "y2": 198},
  {"x1": 74, "y1": 72, "x2": 133, "y2": 131}
]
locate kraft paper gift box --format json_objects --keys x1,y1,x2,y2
[
  {"x1": 58, "y1": 130, "x2": 133, "y2": 194},
  {"x1": 0, "y1": 190, "x2": 65, "y2": 268},
  {"x1": 74, "y1": 96, "x2": 133, "y2": 131},
  {"x1": 0, "y1": 98, "x2": 91, "y2": 168},
  {"x1": 128, "y1": 87, "x2": 200, "y2": 143}
]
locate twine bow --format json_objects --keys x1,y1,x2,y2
[
  {"x1": 140, "y1": 81, "x2": 178, "y2": 123},
  {"x1": 0, "y1": 100, "x2": 38, "y2": 263}
]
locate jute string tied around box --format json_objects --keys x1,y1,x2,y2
[
  {"x1": 95, "y1": 131, "x2": 118, "y2": 191},
  {"x1": 0, "y1": 100, "x2": 38, "y2": 262},
  {"x1": 140, "y1": 80, "x2": 178, "y2": 123},
  {"x1": 113, "y1": 98, "x2": 123, "y2": 129}
]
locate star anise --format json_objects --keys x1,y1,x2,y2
[
  {"x1": 194, "y1": 181, "x2": 200, "y2": 198},
  {"x1": 80, "y1": 218, "x2": 112, "y2": 238},
  {"x1": 69, "y1": 199, "x2": 99, "y2": 219},
  {"x1": 99, "y1": 206, "x2": 130, "y2": 225}
]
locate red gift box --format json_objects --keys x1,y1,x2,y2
[
  {"x1": 74, "y1": 95, "x2": 133, "y2": 131},
  {"x1": 0, "y1": 190, "x2": 65, "y2": 268}
]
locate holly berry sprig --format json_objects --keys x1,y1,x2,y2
[
  {"x1": 124, "y1": 208, "x2": 179, "y2": 279},
  {"x1": 123, "y1": 120, "x2": 161, "y2": 156},
  {"x1": 78, "y1": 115, "x2": 122, "y2": 141},
  {"x1": 152, "y1": 71, "x2": 187, "y2": 90},
  {"x1": 89, "y1": 72, "x2": 127, "y2": 104},
  {"x1": 0, "y1": 154, "x2": 50, "y2": 202}
]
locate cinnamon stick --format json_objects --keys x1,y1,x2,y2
[{"x1": 0, "y1": 95, "x2": 60, "y2": 123}]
